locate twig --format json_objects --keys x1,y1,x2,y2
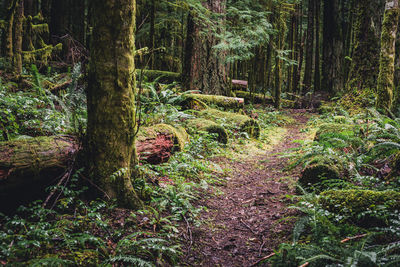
[
  {"x1": 259, "y1": 238, "x2": 266, "y2": 257},
  {"x1": 183, "y1": 215, "x2": 193, "y2": 260},
  {"x1": 240, "y1": 219, "x2": 258, "y2": 236},
  {"x1": 299, "y1": 262, "x2": 309, "y2": 267},
  {"x1": 42, "y1": 170, "x2": 69, "y2": 208},
  {"x1": 340, "y1": 233, "x2": 368, "y2": 243},
  {"x1": 250, "y1": 253, "x2": 276, "y2": 266},
  {"x1": 78, "y1": 173, "x2": 111, "y2": 200}
]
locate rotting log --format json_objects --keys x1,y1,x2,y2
[
  {"x1": 0, "y1": 136, "x2": 78, "y2": 212},
  {"x1": 232, "y1": 79, "x2": 248, "y2": 89},
  {"x1": 136, "y1": 124, "x2": 189, "y2": 164},
  {"x1": 185, "y1": 118, "x2": 229, "y2": 144},
  {"x1": 234, "y1": 90, "x2": 273, "y2": 105},
  {"x1": 197, "y1": 108, "x2": 260, "y2": 138},
  {"x1": 181, "y1": 94, "x2": 245, "y2": 111}
]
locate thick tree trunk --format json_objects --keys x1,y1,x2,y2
[
  {"x1": 12, "y1": 0, "x2": 23, "y2": 75},
  {"x1": 346, "y1": 0, "x2": 380, "y2": 93},
  {"x1": 303, "y1": 0, "x2": 314, "y2": 92},
  {"x1": 183, "y1": 0, "x2": 228, "y2": 95},
  {"x1": 87, "y1": 0, "x2": 141, "y2": 209},
  {"x1": 322, "y1": 0, "x2": 343, "y2": 94},
  {"x1": 376, "y1": 0, "x2": 399, "y2": 111}
]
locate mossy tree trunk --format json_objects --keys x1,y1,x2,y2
[
  {"x1": 87, "y1": 0, "x2": 141, "y2": 209},
  {"x1": 346, "y1": 0, "x2": 380, "y2": 93},
  {"x1": 12, "y1": 0, "x2": 23, "y2": 75},
  {"x1": 183, "y1": 0, "x2": 228, "y2": 95},
  {"x1": 376, "y1": 0, "x2": 399, "y2": 111},
  {"x1": 313, "y1": 0, "x2": 321, "y2": 91}
]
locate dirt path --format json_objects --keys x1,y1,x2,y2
[{"x1": 182, "y1": 110, "x2": 311, "y2": 267}]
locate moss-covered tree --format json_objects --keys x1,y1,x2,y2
[
  {"x1": 376, "y1": 0, "x2": 399, "y2": 111},
  {"x1": 86, "y1": 0, "x2": 141, "y2": 209}
]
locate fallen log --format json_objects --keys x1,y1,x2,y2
[
  {"x1": 136, "y1": 69, "x2": 181, "y2": 84},
  {"x1": 136, "y1": 124, "x2": 189, "y2": 164},
  {"x1": 181, "y1": 94, "x2": 245, "y2": 111},
  {"x1": 232, "y1": 79, "x2": 248, "y2": 89},
  {"x1": 184, "y1": 118, "x2": 229, "y2": 144},
  {"x1": 234, "y1": 90, "x2": 273, "y2": 105},
  {"x1": 197, "y1": 108, "x2": 260, "y2": 138}
]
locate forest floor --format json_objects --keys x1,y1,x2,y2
[{"x1": 181, "y1": 109, "x2": 312, "y2": 266}]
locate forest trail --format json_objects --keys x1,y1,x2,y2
[{"x1": 182, "y1": 110, "x2": 311, "y2": 267}]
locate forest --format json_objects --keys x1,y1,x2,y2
[{"x1": 0, "y1": 0, "x2": 400, "y2": 266}]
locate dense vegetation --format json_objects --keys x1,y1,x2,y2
[{"x1": 1, "y1": 0, "x2": 400, "y2": 266}]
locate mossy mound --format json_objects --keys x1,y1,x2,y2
[
  {"x1": 198, "y1": 108, "x2": 261, "y2": 138},
  {"x1": 179, "y1": 96, "x2": 208, "y2": 111},
  {"x1": 299, "y1": 155, "x2": 345, "y2": 191},
  {"x1": 136, "y1": 69, "x2": 181, "y2": 84},
  {"x1": 137, "y1": 124, "x2": 189, "y2": 152},
  {"x1": 320, "y1": 189, "x2": 400, "y2": 217},
  {"x1": 185, "y1": 118, "x2": 229, "y2": 144},
  {"x1": 315, "y1": 123, "x2": 358, "y2": 140},
  {"x1": 183, "y1": 94, "x2": 245, "y2": 111}
]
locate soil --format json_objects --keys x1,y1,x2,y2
[{"x1": 181, "y1": 110, "x2": 311, "y2": 267}]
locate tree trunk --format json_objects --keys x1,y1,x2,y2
[
  {"x1": 346, "y1": 0, "x2": 380, "y2": 93},
  {"x1": 183, "y1": 0, "x2": 228, "y2": 95},
  {"x1": 87, "y1": 0, "x2": 141, "y2": 209},
  {"x1": 12, "y1": 0, "x2": 23, "y2": 75},
  {"x1": 313, "y1": 0, "x2": 321, "y2": 91},
  {"x1": 322, "y1": 0, "x2": 343, "y2": 94},
  {"x1": 376, "y1": 0, "x2": 399, "y2": 111},
  {"x1": 303, "y1": 0, "x2": 314, "y2": 92}
]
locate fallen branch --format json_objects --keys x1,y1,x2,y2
[
  {"x1": 250, "y1": 253, "x2": 276, "y2": 266},
  {"x1": 340, "y1": 234, "x2": 368, "y2": 243}
]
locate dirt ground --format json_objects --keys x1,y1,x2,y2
[{"x1": 181, "y1": 110, "x2": 311, "y2": 267}]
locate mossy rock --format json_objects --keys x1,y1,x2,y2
[
  {"x1": 299, "y1": 155, "x2": 345, "y2": 191},
  {"x1": 136, "y1": 69, "x2": 181, "y2": 84},
  {"x1": 315, "y1": 123, "x2": 358, "y2": 140},
  {"x1": 137, "y1": 124, "x2": 189, "y2": 152},
  {"x1": 183, "y1": 94, "x2": 245, "y2": 111},
  {"x1": 318, "y1": 102, "x2": 337, "y2": 114},
  {"x1": 320, "y1": 189, "x2": 400, "y2": 222},
  {"x1": 185, "y1": 118, "x2": 229, "y2": 144},
  {"x1": 198, "y1": 108, "x2": 261, "y2": 138}
]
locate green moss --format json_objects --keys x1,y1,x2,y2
[
  {"x1": 320, "y1": 189, "x2": 400, "y2": 216},
  {"x1": 299, "y1": 155, "x2": 344, "y2": 190},
  {"x1": 184, "y1": 94, "x2": 245, "y2": 111},
  {"x1": 137, "y1": 123, "x2": 189, "y2": 151},
  {"x1": 185, "y1": 118, "x2": 229, "y2": 144},
  {"x1": 136, "y1": 69, "x2": 181, "y2": 83},
  {"x1": 234, "y1": 90, "x2": 273, "y2": 105},
  {"x1": 333, "y1": 116, "x2": 346, "y2": 123},
  {"x1": 315, "y1": 123, "x2": 358, "y2": 140},
  {"x1": 198, "y1": 108, "x2": 261, "y2": 138},
  {"x1": 179, "y1": 96, "x2": 208, "y2": 111}
]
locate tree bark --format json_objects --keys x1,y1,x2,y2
[
  {"x1": 183, "y1": 0, "x2": 229, "y2": 95},
  {"x1": 87, "y1": 0, "x2": 141, "y2": 209},
  {"x1": 303, "y1": 0, "x2": 314, "y2": 92},
  {"x1": 12, "y1": 0, "x2": 23, "y2": 75},
  {"x1": 322, "y1": 0, "x2": 343, "y2": 94},
  {"x1": 346, "y1": 0, "x2": 380, "y2": 93},
  {"x1": 313, "y1": 0, "x2": 321, "y2": 91},
  {"x1": 376, "y1": 0, "x2": 399, "y2": 111}
]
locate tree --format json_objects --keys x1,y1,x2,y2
[
  {"x1": 183, "y1": 0, "x2": 229, "y2": 95},
  {"x1": 302, "y1": 0, "x2": 314, "y2": 92},
  {"x1": 86, "y1": 0, "x2": 141, "y2": 209},
  {"x1": 376, "y1": 0, "x2": 400, "y2": 111},
  {"x1": 322, "y1": 0, "x2": 343, "y2": 94}
]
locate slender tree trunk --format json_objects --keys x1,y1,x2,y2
[
  {"x1": 314, "y1": 0, "x2": 321, "y2": 91},
  {"x1": 148, "y1": 0, "x2": 155, "y2": 69},
  {"x1": 87, "y1": 0, "x2": 141, "y2": 209},
  {"x1": 376, "y1": 0, "x2": 399, "y2": 111},
  {"x1": 183, "y1": 0, "x2": 228, "y2": 95},
  {"x1": 303, "y1": 0, "x2": 314, "y2": 92},
  {"x1": 12, "y1": 0, "x2": 23, "y2": 75}
]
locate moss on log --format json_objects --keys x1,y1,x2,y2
[
  {"x1": 235, "y1": 90, "x2": 273, "y2": 105},
  {"x1": 319, "y1": 189, "x2": 400, "y2": 221},
  {"x1": 197, "y1": 108, "x2": 260, "y2": 138},
  {"x1": 299, "y1": 155, "x2": 345, "y2": 191},
  {"x1": 0, "y1": 136, "x2": 78, "y2": 211},
  {"x1": 136, "y1": 124, "x2": 189, "y2": 164},
  {"x1": 182, "y1": 94, "x2": 245, "y2": 111},
  {"x1": 185, "y1": 118, "x2": 229, "y2": 144},
  {"x1": 136, "y1": 69, "x2": 181, "y2": 84}
]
